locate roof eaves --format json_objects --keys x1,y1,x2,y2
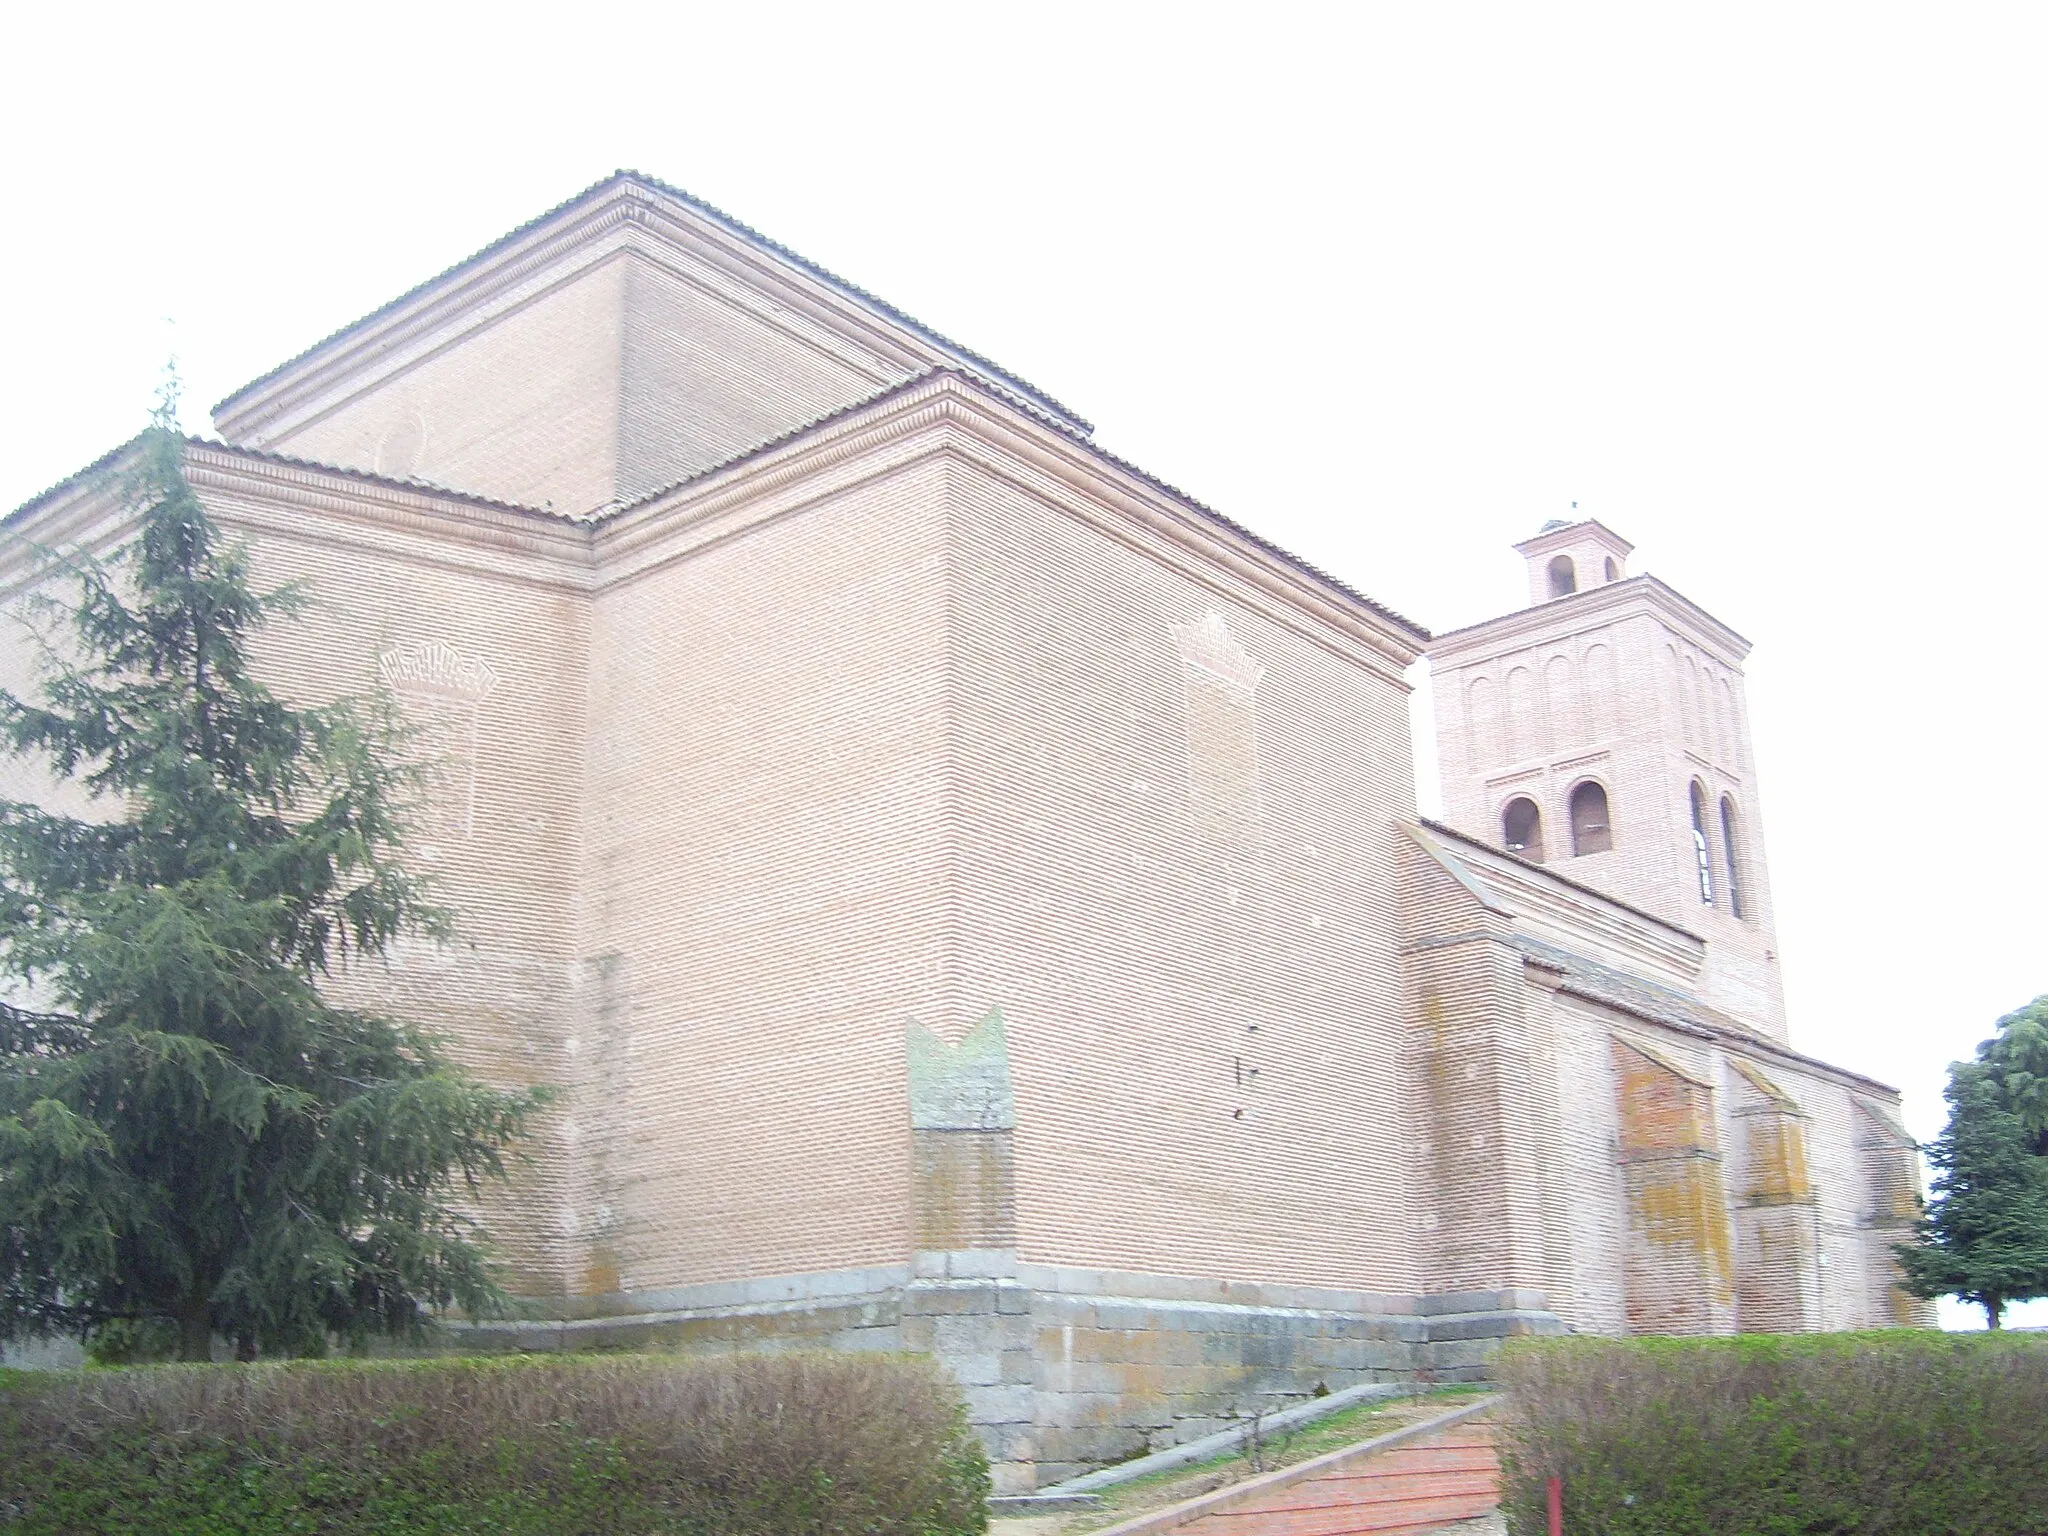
[
  {"x1": 1515, "y1": 931, "x2": 1904, "y2": 1096},
  {"x1": 3, "y1": 434, "x2": 149, "y2": 526},
  {"x1": 604, "y1": 367, "x2": 1430, "y2": 644},
  {"x1": 186, "y1": 438, "x2": 570, "y2": 520},
  {"x1": 1511, "y1": 517, "x2": 1635, "y2": 557},
  {"x1": 1514, "y1": 934, "x2": 1757, "y2": 1043},
  {"x1": 1428, "y1": 572, "x2": 1751, "y2": 655},
  {"x1": 211, "y1": 170, "x2": 1092, "y2": 436},
  {"x1": 616, "y1": 171, "x2": 1091, "y2": 433},
  {"x1": 3, "y1": 434, "x2": 570, "y2": 531},
  {"x1": 599, "y1": 372, "x2": 945, "y2": 518}
]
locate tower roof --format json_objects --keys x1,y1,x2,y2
[{"x1": 1511, "y1": 517, "x2": 1634, "y2": 560}]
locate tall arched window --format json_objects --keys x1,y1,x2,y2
[
  {"x1": 1689, "y1": 780, "x2": 1715, "y2": 905},
  {"x1": 1503, "y1": 797, "x2": 1544, "y2": 861},
  {"x1": 1568, "y1": 781, "x2": 1612, "y2": 856},
  {"x1": 1548, "y1": 555, "x2": 1577, "y2": 598},
  {"x1": 1720, "y1": 796, "x2": 1744, "y2": 919},
  {"x1": 1603, "y1": 556, "x2": 1619, "y2": 583}
]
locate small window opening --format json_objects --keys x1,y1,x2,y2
[
  {"x1": 1569, "y1": 781, "x2": 1612, "y2": 856},
  {"x1": 1548, "y1": 555, "x2": 1577, "y2": 598},
  {"x1": 1604, "y1": 556, "x2": 1619, "y2": 582},
  {"x1": 1720, "y1": 796, "x2": 1744, "y2": 919},
  {"x1": 1503, "y1": 797, "x2": 1544, "y2": 861},
  {"x1": 1689, "y1": 780, "x2": 1715, "y2": 905}
]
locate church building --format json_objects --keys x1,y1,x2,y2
[{"x1": 1, "y1": 173, "x2": 1929, "y2": 1491}]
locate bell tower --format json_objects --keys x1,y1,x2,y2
[{"x1": 1427, "y1": 519, "x2": 1788, "y2": 1039}]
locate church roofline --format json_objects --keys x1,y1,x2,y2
[
  {"x1": 12, "y1": 373, "x2": 1427, "y2": 658},
  {"x1": 3, "y1": 432, "x2": 566, "y2": 533},
  {"x1": 1407, "y1": 821, "x2": 1904, "y2": 1100},
  {"x1": 1412, "y1": 818, "x2": 1704, "y2": 945},
  {"x1": 601, "y1": 367, "x2": 1431, "y2": 647},
  {"x1": 209, "y1": 170, "x2": 1092, "y2": 437},
  {"x1": 1426, "y1": 572, "x2": 1750, "y2": 665}
]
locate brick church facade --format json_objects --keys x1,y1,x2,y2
[{"x1": 2, "y1": 174, "x2": 1928, "y2": 1490}]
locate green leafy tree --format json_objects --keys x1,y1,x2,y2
[
  {"x1": 1899, "y1": 996, "x2": 2048, "y2": 1328},
  {"x1": 1981, "y1": 996, "x2": 2048, "y2": 1152},
  {"x1": 0, "y1": 393, "x2": 548, "y2": 1361}
]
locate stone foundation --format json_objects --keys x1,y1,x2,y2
[{"x1": 462, "y1": 1257, "x2": 1562, "y2": 1493}]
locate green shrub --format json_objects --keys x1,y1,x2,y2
[
  {"x1": 1494, "y1": 1331, "x2": 2048, "y2": 1536},
  {"x1": 0, "y1": 1350, "x2": 989, "y2": 1535}
]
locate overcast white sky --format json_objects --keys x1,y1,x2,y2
[{"x1": 4, "y1": 5, "x2": 2043, "y2": 1325}]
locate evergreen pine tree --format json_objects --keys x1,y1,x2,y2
[
  {"x1": 0, "y1": 391, "x2": 548, "y2": 1360},
  {"x1": 1899, "y1": 997, "x2": 2048, "y2": 1329}
]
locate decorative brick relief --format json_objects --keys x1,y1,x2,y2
[
  {"x1": 1464, "y1": 674, "x2": 1498, "y2": 772},
  {"x1": 1505, "y1": 664, "x2": 1542, "y2": 762},
  {"x1": 1663, "y1": 645, "x2": 1691, "y2": 747},
  {"x1": 377, "y1": 640, "x2": 500, "y2": 849},
  {"x1": 1544, "y1": 653, "x2": 1579, "y2": 746},
  {"x1": 374, "y1": 412, "x2": 430, "y2": 480},
  {"x1": 1584, "y1": 643, "x2": 1619, "y2": 741},
  {"x1": 1170, "y1": 612, "x2": 1263, "y2": 842}
]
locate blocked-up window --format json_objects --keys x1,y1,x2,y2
[
  {"x1": 1171, "y1": 612, "x2": 1264, "y2": 843},
  {"x1": 376, "y1": 640, "x2": 500, "y2": 849},
  {"x1": 1720, "y1": 796, "x2": 1745, "y2": 919}
]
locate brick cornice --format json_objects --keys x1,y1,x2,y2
[
  {"x1": 1429, "y1": 573, "x2": 1753, "y2": 671},
  {"x1": 185, "y1": 446, "x2": 595, "y2": 591},
  {"x1": 0, "y1": 442, "x2": 597, "y2": 601},
  {"x1": 591, "y1": 374, "x2": 1426, "y2": 680},
  {"x1": 212, "y1": 179, "x2": 1076, "y2": 450}
]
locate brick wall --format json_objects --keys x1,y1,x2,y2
[
  {"x1": 578, "y1": 457, "x2": 955, "y2": 1293},
  {"x1": 263, "y1": 259, "x2": 630, "y2": 516},
  {"x1": 944, "y1": 454, "x2": 1427, "y2": 1294},
  {"x1": 1432, "y1": 586, "x2": 1791, "y2": 1043}
]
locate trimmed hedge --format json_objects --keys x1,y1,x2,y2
[
  {"x1": 1495, "y1": 1331, "x2": 2048, "y2": 1536},
  {"x1": 0, "y1": 1350, "x2": 989, "y2": 1535}
]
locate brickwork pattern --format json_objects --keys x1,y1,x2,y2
[
  {"x1": 1432, "y1": 572, "x2": 1789, "y2": 1041},
  {"x1": 1, "y1": 185, "x2": 1936, "y2": 1490},
  {"x1": 1166, "y1": 1418, "x2": 1500, "y2": 1536},
  {"x1": 947, "y1": 460, "x2": 1427, "y2": 1294}
]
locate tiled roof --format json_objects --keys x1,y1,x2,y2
[
  {"x1": 1427, "y1": 573, "x2": 1752, "y2": 651},
  {"x1": 606, "y1": 368, "x2": 1431, "y2": 643},
  {"x1": 185, "y1": 438, "x2": 565, "y2": 519},
  {"x1": 210, "y1": 171, "x2": 1092, "y2": 434},
  {"x1": 3, "y1": 434, "x2": 565, "y2": 528},
  {"x1": 2, "y1": 433, "x2": 147, "y2": 524},
  {"x1": 1518, "y1": 931, "x2": 1902, "y2": 1096},
  {"x1": 1512, "y1": 933, "x2": 1758, "y2": 1040},
  {"x1": 1417, "y1": 818, "x2": 1697, "y2": 939}
]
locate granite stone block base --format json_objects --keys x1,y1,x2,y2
[{"x1": 461, "y1": 1258, "x2": 1562, "y2": 1495}]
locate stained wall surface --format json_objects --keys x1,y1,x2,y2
[{"x1": 1433, "y1": 592, "x2": 1790, "y2": 1042}]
